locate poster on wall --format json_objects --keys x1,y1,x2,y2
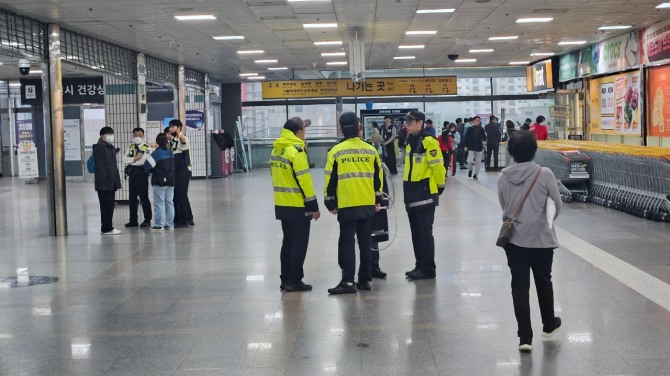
[
  {"x1": 63, "y1": 119, "x2": 82, "y2": 161},
  {"x1": 640, "y1": 19, "x2": 670, "y2": 64},
  {"x1": 186, "y1": 110, "x2": 204, "y2": 130},
  {"x1": 648, "y1": 65, "x2": 670, "y2": 137},
  {"x1": 146, "y1": 121, "x2": 162, "y2": 146},
  {"x1": 15, "y1": 119, "x2": 39, "y2": 179},
  {"x1": 589, "y1": 71, "x2": 641, "y2": 136},
  {"x1": 594, "y1": 31, "x2": 640, "y2": 74}
]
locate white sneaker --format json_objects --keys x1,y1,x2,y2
[{"x1": 101, "y1": 229, "x2": 121, "y2": 235}]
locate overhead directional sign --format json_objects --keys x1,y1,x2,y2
[{"x1": 261, "y1": 77, "x2": 458, "y2": 99}]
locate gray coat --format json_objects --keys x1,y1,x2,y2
[
  {"x1": 93, "y1": 139, "x2": 121, "y2": 192},
  {"x1": 497, "y1": 162, "x2": 562, "y2": 249}
]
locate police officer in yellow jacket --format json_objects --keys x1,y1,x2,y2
[
  {"x1": 271, "y1": 118, "x2": 320, "y2": 292},
  {"x1": 325, "y1": 112, "x2": 383, "y2": 294},
  {"x1": 402, "y1": 110, "x2": 446, "y2": 280}
]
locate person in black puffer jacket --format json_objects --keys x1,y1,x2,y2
[{"x1": 92, "y1": 126, "x2": 122, "y2": 235}]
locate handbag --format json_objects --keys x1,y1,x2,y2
[{"x1": 496, "y1": 168, "x2": 542, "y2": 248}]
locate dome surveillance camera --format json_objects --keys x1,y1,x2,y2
[
  {"x1": 448, "y1": 54, "x2": 459, "y2": 61},
  {"x1": 18, "y1": 59, "x2": 31, "y2": 76}
]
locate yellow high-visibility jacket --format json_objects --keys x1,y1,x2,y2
[
  {"x1": 271, "y1": 129, "x2": 319, "y2": 220},
  {"x1": 403, "y1": 132, "x2": 446, "y2": 211},
  {"x1": 324, "y1": 137, "x2": 383, "y2": 221}
]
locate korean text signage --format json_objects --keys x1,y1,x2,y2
[
  {"x1": 21, "y1": 77, "x2": 104, "y2": 106},
  {"x1": 594, "y1": 31, "x2": 640, "y2": 74},
  {"x1": 559, "y1": 51, "x2": 579, "y2": 82},
  {"x1": 640, "y1": 19, "x2": 670, "y2": 64},
  {"x1": 15, "y1": 119, "x2": 39, "y2": 178},
  {"x1": 589, "y1": 71, "x2": 641, "y2": 136},
  {"x1": 186, "y1": 110, "x2": 205, "y2": 130},
  {"x1": 147, "y1": 83, "x2": 174, "y2": 103},
  {"x1": 526, "y1": 60, "x2": 554, "y2": 92},
  {"x1": 261, "y1": 77, "x2": 457, "y2": 99},
  {"x1": 648, "y1": 65, "x2": 670, "y2": 137}
]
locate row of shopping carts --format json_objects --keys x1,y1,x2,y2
[{"x1": 536, "y1": 141, "x2": 670, "y2": 222}]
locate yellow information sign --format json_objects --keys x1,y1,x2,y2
[{"x1": 261, "y1": 77, "x2": 457, "y2": 99}]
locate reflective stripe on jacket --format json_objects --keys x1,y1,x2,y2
[
  {"x1": 271, "y1": 129, "x2": 319, "y2": 220},
  {"x1": 403, "y1": 132, "x2": 446, "y2": 211},
  {"x1": 324, "y1": 137, "x2": 383, "y2": 221}
]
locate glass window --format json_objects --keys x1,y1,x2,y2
[
  {"x1": 288, "y1": 103, "x2": 337, "y2": 137},
  {"x1": 457, "y1": 78, "x2": 491, "y2": 96},
  {"x1": 493, "y1": 77, "x2": 527, "y2": 95},
  {"x1": 242, "y1": 105, "x2": 286, "y2": 138},
  {"x1": 425, "y1": 101, "x2": 493, "y2": 125},
  {"x1": 493, "y1": 98, "x2": 555, "y2": 133}
]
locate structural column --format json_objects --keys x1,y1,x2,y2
[
  {"x1": 204, "y1": 73, "x2": 211, "y2": 177},
  {"x1": 177, "y1": 65, "x2": 186, "y2": 124},
  {"x1": 137, "y1": 53, "x2": 147, "y2": 132},
  {"x1": 46, "y1": 24, "x2": 67, "y2": 236}
]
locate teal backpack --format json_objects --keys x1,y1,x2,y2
[{"x1": 86, "y1": 154, "x2": 95, "y2": 173}]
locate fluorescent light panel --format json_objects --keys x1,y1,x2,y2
[
  {"x1": 516, "y1": 17, "x2": 554, "y2": 23},
  {"x1": 399, "y1": 45, "x2": 425, "y2": 49},
  {"x1": 509, "y1": 61, "x2": 530, "y2": 65},
  {"x1": 598, "y1": 25, "x2": 632, "y2": 30},
  {"x1": 214, "y1": 36, "x2": 245, "y2": 40},
  {"x1": 321, "y1": 52, "x2": 346, "y2": 56},
  {"x1": 303, "y1": 23, "x2": 338, "y2": 28},
  {"x1": 326, "y1": 61, "x2": 347, "y2": 65},
  {"x1": 314, "y1": 41, "x2": 342, "y2": 46},
  {"x1": 558, "y1": 40, "x2": 587, "y2": 45},
  {"x1": 455, "y1": 59, "x2": 476, "y2": 63},
  {"x1": 237, "y1": 50, "x2": 264, "y2": 54},
  {"x1": 531, "y1": 52, "x2": 555, "y2": 56},
  {"x1": 255, "y1": 59, "x2": 278, "y2": 63},
  {"x1": 416, "y1": 8, "x2": 455, "y2": 14},
  {"x1": 489, "y1": 36, "x2": 518, "y2": 40},
  {"x1": 239, "y1": 73, "x2": 258, "y2": 77},
  {"x1": 469, "y1": 49, "x2": 494, "y2": 53},
  {"x1": 406, "y1": 30, "x2": 437, "y2": 35},
  {"x1": 288, "y1": 0, "x2": 330, "y2": 2},
  {"x1": 393, "y1": 56, "x2": 415, "y2": 60},
  {"x1": 248, "y1": 76, "x2": 266, "y2": 80},
  {"x1": 175, "y1": 14, "x2": 216, "y2": 20},
  {"x1": 268, "y1": 67, "x2": 288, "y2": 70},
  {"x1": 656, "y1": 3, "x2": 670, "y2": 8}
]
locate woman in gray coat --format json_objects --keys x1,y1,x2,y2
[{"x1": 497, "y1": 131, "x2": 562, "y2": 352}]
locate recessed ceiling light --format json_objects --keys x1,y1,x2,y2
[
  {"x1": 558, "y1": 40, "x2": 587, "y2": 45},
  {"x1": 406, "y1": 30, "x2": 438, "y2": 35},
  {"x1": 303, "y1": 23, "x2": 338, "y2": 28},
  {"x1": 239, "y1": 73, "x2": 258, "y2": 77},
  {"x1": 598, "y1": 25, "x2": 632, "y2": 30},
  {"x1": 9, "y1": 83, "x2": 21, "y2": 87},
  {"x1": 214, "y1": 36, "x2": 245, "y2": 40},
  {"x1": 399, "y1": 45, "x2": 425, "y2": 49},
  {"x1": 656, "y1": 3, "x2": 670, "y2": 8},
  {"x1": 531, "y1": 52, "x2": 555, "y2": 56},
  {"x1": 509, "y1": 61, "x2": 530, "y2": 65},
  {"x1": 326, "y1": 61, "x2": 348, "y2": 65},
  {"x1": 268, "y1": 67, "x2": 288, "y2": 71},
  {"x1": 416, "y1": 8, "x2": 455, "y2": 14},
  {"x1": 394, "y1": 56, "x2": 416, "y2": 60},
  {"x1": 489, "y1": 36, "x2": 519, "y2": 41},
  {"x1": 29, "y1": 70, "x2": 42, "y2": 74},
  {"x1": 469, "y1": 49, "x2": 494, "y2": 53},
  {"x1": 314, "y1": 41, "x2": 343, "y2": 46},
  {"x1": 455, "y1": 59, "x2": 477, "y2": 63},
  {"x1": 321, "y1": 52, "x2": 346, "y2": 57},
  {"x1": 255, "y1": 59, "x2": 278, "y2": 64},
  {"x1": 237, "y1": 50, "x2": 264, "y2": 54},
  {"x1": 175, "y1": 14, "x2": 216, "y2": 21},
  {"x1": 516, "y1": 17, "x2": 554, "y2": 23},
  {"x1": 248, "y1": 76, "x2": 266, "y2": 80}
]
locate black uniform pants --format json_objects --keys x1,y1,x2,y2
[
  {"x1": 372, "y1": 249, "x2": 381, "y2": 271},
  {"x1": 457, "y1": 147, "x2": 466, "y2": 167},
  {"x1": 408, "y1": 206, "x2": 436, "y2": 273},
  {"x1": 128, "y1": 173, "x2": 152, "y2": 223},
  {"x1": 504, "y1": 243, "x2": 555, "y2": 338},
  {"x1": 280, "y1": 218, "x2": 311, "y2": 285},
  {"x1": 173, "y1": 168, "x2": 191, "y2": 225},
  {"x1": 97, "y1": 190, "x2": 116, "y2": 233},
  {"x1": 383, "y1": 144, "x2": 398, "y2": 175},
  {"x1": 486, "y1": 143, "x2": 500, "y2": 169},
  {"x1": 338, "y1": 218, "x2": 373, "y2": 283}
]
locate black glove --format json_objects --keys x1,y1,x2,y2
[{"x1": 438, "y1": 187, "x2": 444, "y2": 195}]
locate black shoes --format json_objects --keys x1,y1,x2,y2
[
  {"x1": 468, "y1": 171, "x2": 473, "y2": 178},
  {"x1": 405, "y1": 268, "x2": 418, "y2": 276},
  {"x1": 124, "y1": 222, "x2": 139, "y2": 228},
  {"x1": 140, "y1": 221, "x2": 151, "y2": 228},
  {"x1": 372, "y1": 270, "x2": 387, "y2": 279},
  {"x1": 280, "y1": 282, "x2": 286, "y2": 290},
  {"x1": 407, "y1": 270, "x2": 436, "y2": 280},
  {"x1": 518, "y1": 337, "x2": 532, "y2": 352},
  {"x1": 328, "y1": 282, "x2": 357, "y2": 295},
  {"x1": 356, "y1": 281, "x2": 371, "y2": 290},
  {"x1": 189, "y1": 220, "x2": 195, "y2": 226},
  {"x1": 473, "y1": 175, "x2": 478, "y2": 180},
  {"x1": 174, "y1": 222, "x2": 189, "y2": 229},
  {"x1": 284, "y1": 282, "x2": 312, "y2": 292},
  {"x1": 542, "y1": 317, "x2": 562, "y2": 338}
]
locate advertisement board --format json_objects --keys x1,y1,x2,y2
[
  {"x1": 594, "y1": 31, "x2": 640, "y2": 74},
  {"x1": 648, "y1": 65, "x2": 670, "y2": 137},
  {"x1": 526, "y1": 59, "x2": 554, "y2": 92},
  {"x1": 15, "y1": 119, "x2": 39, "y2": 178},
  {"x1": 589, "y1": 71, "x2": 641, "y2": 135},
  {"x1": 640, "y1": 19, "x2": 670, "y2": 64}
]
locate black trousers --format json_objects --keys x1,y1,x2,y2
[
  {"x1": 441, "y1": 151, "x2": 452, "y2": 173},
  {"x1": 128, "y1": 174, "x2": 152, "y2": 223},
  {"x1": 97, "y1": 190, "x2": 116, "y2": 233},
  {"x1": 457, "y1": 147, "x2": 466, "y2": 167},
  {"x1": 383, "y1": 144, "x2": 398, "y2": 175},
  {"x1": 408, "y1": 206, "x2": 436, "y2": 273},
  {"x1": 504, "y1": 243, "x2": 556, "y2": 338},
  {"x1": 486, "y1": 143, "x2": 500, "y2": 169},
  {"x1": 338, "y1": 218, "x2": 373, "y2": 283},
  {"x1": 280, "y1": 218, "x2": 311, "y2": 285},
  {"x1": 173, "y1": 168, "x2": 191, "y2": 224},
  {"x1": 372, "y1": 249, "x2": 381, "y2": 271}
]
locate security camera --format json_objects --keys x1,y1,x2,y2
[
  {"x1": 18, "y1": 59, "x2": 31, "y2": 76},
  {"x1": 447, "y1": 54, "x2": 459, "y2": 61}
]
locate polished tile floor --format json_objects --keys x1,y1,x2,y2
[{"x1": 0, "y1": 168, "x2": 669, "y2": 376}]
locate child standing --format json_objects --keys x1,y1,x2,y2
[{"x1": 144, "y1": 133, "x2": 175, "y2": 230}]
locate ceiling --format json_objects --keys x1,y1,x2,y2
[{"x1": 0, "y1": 0, "x2": 668, "y2": 83}]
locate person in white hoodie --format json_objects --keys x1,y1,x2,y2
[{"x1": 497, "y1": 130, "x2": 562, "y2": 353}]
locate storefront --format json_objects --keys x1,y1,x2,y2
[{"x1": 640, "y1": 19, "x2": 670, "y2": 147}]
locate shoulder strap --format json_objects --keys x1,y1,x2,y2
[{"x1": 512, "y1": 168, "x2": 542, "y2": 221}]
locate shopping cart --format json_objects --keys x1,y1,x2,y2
[{"x1": 535, "y1": 148, "x2": 591, "y2": 202}]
